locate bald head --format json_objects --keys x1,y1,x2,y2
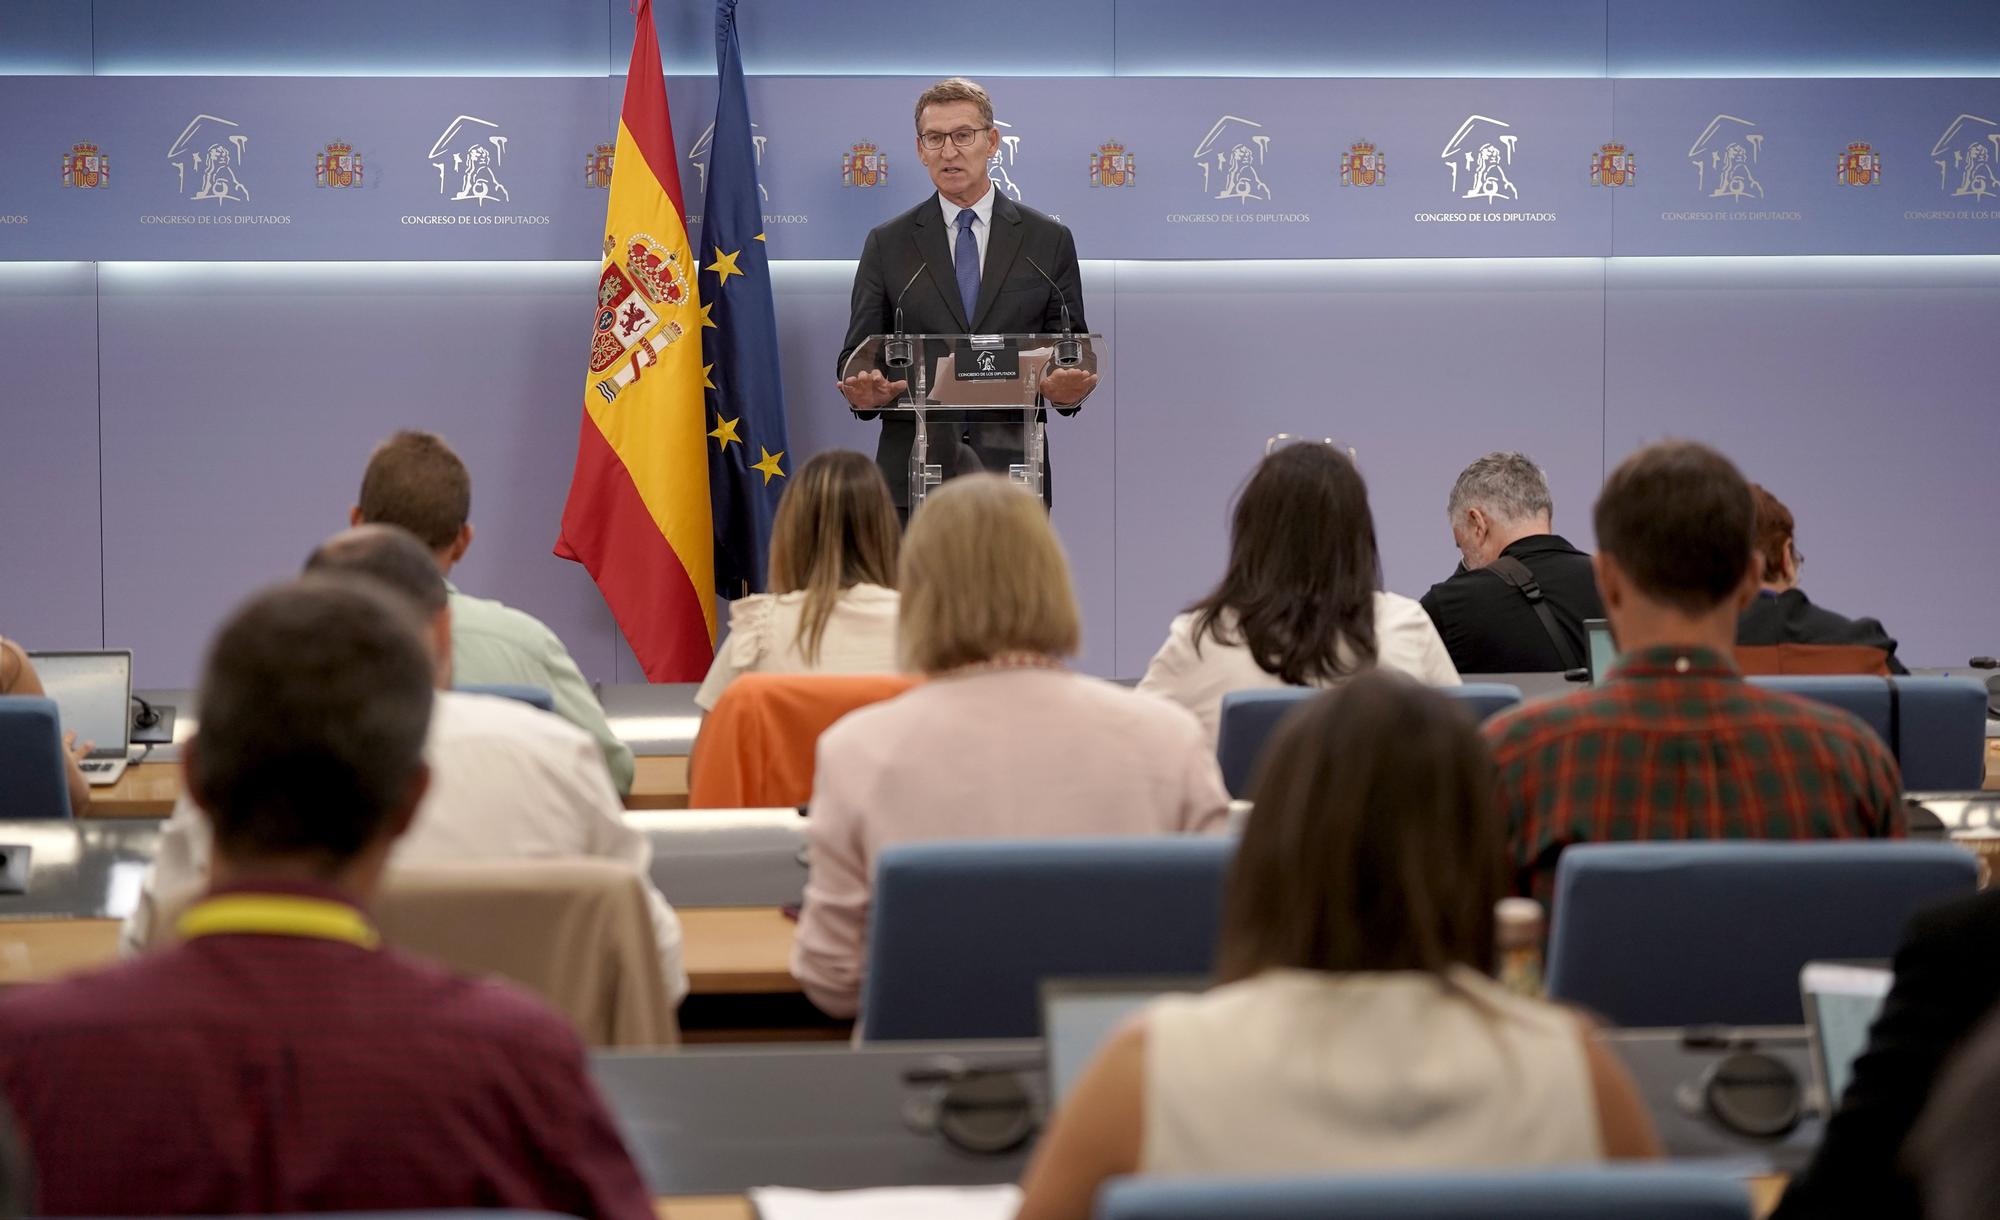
[{"x1": 303, "y1": 524, "x2": 454, "y2": 687}]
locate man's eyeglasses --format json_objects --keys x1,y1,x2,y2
[{"x1": 919, "y1": 127, "x2": 991, "y2": 152}]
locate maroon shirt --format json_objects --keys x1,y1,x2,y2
[{"x1": 0, "y1": 882, "x2": 655, "y2": 1218}]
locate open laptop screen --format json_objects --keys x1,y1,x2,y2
[
  {"x1": 1041, "y1": 977, "x2": 1204, "y2": 1106},
  {"x1": 1801, "y1": 961, "x2": 1893, "y2": 1111},
  {"x1": 25, "y1": 650, "x2": 132, "y2": 756}
]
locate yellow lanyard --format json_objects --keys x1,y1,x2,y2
[{"x1": 177, "y1": 894, "x2": 381, "y2": 950}]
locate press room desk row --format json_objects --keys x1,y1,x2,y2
[
  {"x1": 648, "y1": 1184, "x2": 1793, "y2": 1220},
  {"x1": 88, "y1": 683, "x2": 708, "y2": 817},
  {"x1": 0, "y1": 906, "x2": 802, "y2": 998},
  {"x1": 89, "y1": 754, "x2": 692, "y2": 817}
]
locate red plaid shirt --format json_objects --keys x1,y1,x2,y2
[
  {"x1": 1484, "y1": 645, "x2": 1905, "y2": 906},
  {"x1": 0, "y1": 881, "x2": 654, "y2": 1218}
]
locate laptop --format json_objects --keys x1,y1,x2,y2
[
  {"x1": 1800, "y1": 961, "x2": 1893, "y2": 1113},
  {"x1": 1585, "y1": 618, "x2": 1618, "y2": 686},
  {"x1": 1040, "y1": 976, "x2": 1205, "y2": 1105},
  {"x1": 25, "y1": 650, "x2": 134, "y2": 786}
]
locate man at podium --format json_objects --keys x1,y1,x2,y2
[{"x1": 836, "y1": 78, "x2": 1097, "y2": 513}]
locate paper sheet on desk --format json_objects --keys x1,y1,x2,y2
[{"x1": 749, "y1": 1184, "x2": 1022, "y2": 1220}]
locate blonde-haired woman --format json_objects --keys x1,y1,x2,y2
[
  {"x1": 694, "y1": 450, "x2": 903, "y2": 711},
  {"x1": 790, "y1": 475, "x2": 1230, "y2": 1018}
]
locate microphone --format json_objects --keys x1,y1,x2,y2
[
  {"x1": 1024, "y1": 255, "x2": 1081, "y2": 366},
  {"x1": 885, "y1": 265, "x2": 926, "y2": 370}
]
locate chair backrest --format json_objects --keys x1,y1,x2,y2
[
  {"x1": 374, "y1": 859, "x2": 678, "y2": 1048},
  {"x1": 1545, "y1": 841, "x2": 1977, "y2": 1027},
  {"x1": 690, "y1": 672, "x2": 920, "y2": 808},
  {"x1": 859, "y1": 837, "x2": 1234, "y2": 1041},
  {"x1": 1748, "y1": 674, "x2": 1987, "y2": 790},
  {"x1": 1098, "y1": 1168, "x2": 1751, "y2": 1220},
  {"x1": 1215, "y1": 684, "x2": 1522, "y2": 798},
  {"x1": 0, "y1": 697, "x2": 73, "y2": 819},
  {"x1": 1890, "y1": 676, "x2": 1991, "y2": 792},
  {"x1": 1734, "y1": 643, "x2": 1890, "y2": 677},
  {"x1": 455, "y1": 682, "x2": 556, "y2": 711}
]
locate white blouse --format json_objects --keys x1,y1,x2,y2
[
  {"x1": 694, "y1": 583, "x2": 901, "y2": 710},
  {"x1": 1143, "y1": 968, "x2": 1602, "y2": 1175},
  {"x1": 1136, "y1": 592, "x2": 1461, "y2": 745}
]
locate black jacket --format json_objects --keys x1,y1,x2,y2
[
  {"x1": 1418, "y1": 534, "x2": 1603, "y2": 674},
  {"x1": 1771, "y1": 890, "x2": 2000, "y2": 1220},
  {"x1": 1737, "y1": 588, "x2": 1908, "y2": 675},
  {"x1": 837, "y1": 191, "x2": 1087, "y2": 507}
]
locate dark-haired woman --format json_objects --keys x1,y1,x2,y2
[
  {"x1": 1014, "y1": 673, "x2": 1659, "y2": 1220},
  {"x1": 1137, "y1": 445, "x2": 1457, "y2": 746}
]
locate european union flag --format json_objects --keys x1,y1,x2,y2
[{"x1": 700, "y1": 0, "x2": 791, "y2": 597}]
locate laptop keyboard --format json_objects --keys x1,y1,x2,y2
[{"x1": 79, "y1": 760, "x2": 115, "y2": 773}]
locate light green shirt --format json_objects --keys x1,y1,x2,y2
[{"x1": 445, "y1": 581, "x2": 635, "y2": 795}]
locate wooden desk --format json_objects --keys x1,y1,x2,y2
[
  {"x1": 628, "y1": 755, "x2": 691, "y2": 811},
  {"x1": 0, "y1": 919, "x2": 120, "y2": 985},
  {"x1": 678, "y1": 906, "x2": 799, "y2": 995},
  {"x1": 0, "y1": 908, "x2": 797, "y2": 999},
  {"x1": 86, "y1": 762, "x2": 180, "y2": 818},
  {"x1": 86, "y1": 753, "x2": 692, "y2": 818},
  {"x1": 657, "y1": 1199, "x2": 752, "y2": 1220}
]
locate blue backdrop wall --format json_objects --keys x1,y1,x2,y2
[{"x1": 3, "y1": 2, "x2": 1997, "y2": 685}]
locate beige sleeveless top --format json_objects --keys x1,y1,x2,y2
[{"x1": 1142, "y1": 967, "x2": 1601, "y2": 1175}]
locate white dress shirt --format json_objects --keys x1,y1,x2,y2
[
  {"x1": 122, "y1": 690, "x2": 688, "y2": 1004},
  {"x1": 938, "y1": 181, "x2": 996, "y2": 271},
  {"x1": 694, "y1": 583, "x2": 901, "y2": 711},
  {"x1": 1137, "y1": 592, "x2": 1463, "y2": 747}
]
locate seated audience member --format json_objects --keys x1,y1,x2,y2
[
  {"x1": 123, "y1": 526, "x2": 686, "y2": 1004},
  {"x1": 0, "y1": 637, "x2": 91, "y2": 813},
  {"x1": 1912, "y1": 992, "x2": 2000, "y2": 1220},
  {"x1": 1485, "y1": 441, "x2": 1903, "y2": 905},
  {"x1": 695, "y1": 449, "x2": 901, "y2": 711},
  {"x1": 1014, "y1": 673, "x2": 1659, "y2": 1220},
  {"x1": 1771, "y1": 889, "x2": 2000, "y2": 1220},
  {"x1": 0, "y1": 578, "x2": 654, "y2": 1218},
  {"x1": 1137, "y1": 443, "x2": 1458, "y2": 746},
  {"x1": 1737, "y1": 482, "x2": 1907, "y2": 674},
  {"x1": 791, "y1": 475, "x2": 1230, "y2": 1018},
  {"x1": 353, "y1": 429, "x2": 634, "y2": 793},
  {"x1": 1420, "y1": 451, "x2": 1604, "y2": 673}
]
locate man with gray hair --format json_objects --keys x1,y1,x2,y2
[{"x1": 1420, "y1": 452, "x2": 1603, "y2": 673}]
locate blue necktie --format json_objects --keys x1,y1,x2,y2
[{"x1": 953, "y1": 207, "x2": 980, "y2": 326}]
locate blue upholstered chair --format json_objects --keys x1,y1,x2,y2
[
  {"x1": 858, "y1": 837, "x2": 1234, "y2": 1041},
  {"x1": 455, "y1": 683, "x2": 556, "y2": 712},
  {"x1": 0, "y1": 696, "x2": 73, "y2": 819},
  {"x1": 1747, "y1": 675, "x2": 1987, "y2": 790},
  {"x1": 1545, "y1": 841, "x2": 1977, "y2": 1027},
  {"x1": 1215, "y1": 683, "x2": 1522, "y2": 798},
  {"x1": 1097, "y1": 1168, "x2": 1751, "y2": 1220}
]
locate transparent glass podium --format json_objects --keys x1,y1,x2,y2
[{"x1": 842, "y1": 332, "x2": 1102, "y2": 515}]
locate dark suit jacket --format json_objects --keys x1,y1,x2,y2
[
  {"x1": 837, "y1": 191, "x2": 1087, "y2": 507},
  {"x1": 1738, "y1": 588, "x2": 1909, "y2": 675},
  {"x1": 1418, "y1": 534, "x2": 1603, "y2": 673},
  {"x1": 1771, "y1": 889, "x2": 2000, "y2": 1220}
]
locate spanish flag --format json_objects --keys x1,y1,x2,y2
[{"x1": 556, "y1": 0, "x2": 714, "y2": 680}]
